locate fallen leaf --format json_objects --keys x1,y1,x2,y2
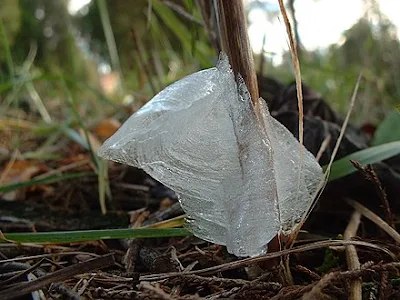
[
  {"x1": 0, "y1": 160, "x2": 46, "y2": 201},
  {"x1": 95, "y1": 119, "x2": 121, "y2": 141}
]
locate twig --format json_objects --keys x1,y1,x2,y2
[
  {"x1": 166, "y1": 273, "x2": 281, "y2": 291},
  {"x1": 0, "y1": 254, "x2": 115, "y2": 300},
  {"x1": 301, "y1": 272, "x2": 336, "y2": 299},
  {"x1": 344, "y1": 211, "x2": 362, "y2": 300},
  {"x1": 276, "y1": 261, "x2": 400, "y2": 299},
  {"x1": 295, "y1": 265, "x2": 321, "y2": 281},
  {"x1": 0, "y1": 259, "x2": 46, "y2": 288},
  {"x1": 140, "y1": 239, "x2": 394, "y2": 281},
  {"x1": 346, "y1": 198, "x2": 400, "y2": 244},
  {"x1": 0, "y1": 251, "x2": 100, "y2": 264},
  {"x1": 139, "y1": 281, "x2": 175, "y2": 300},
  {"x1": 350, "y1": 160, "x2": 394, "y2": 228}
]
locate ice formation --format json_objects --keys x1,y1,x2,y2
[{"x1": 98, "y1": 54, "x2": 323, "y2": 257}]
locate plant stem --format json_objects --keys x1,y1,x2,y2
[{"x1": 215, "y1": 0, "x2": 259, "y2": 104}]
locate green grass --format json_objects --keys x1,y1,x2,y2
[
  {"x1": 326, "y1": 141, "x2": 400, "y2": 181},
  {"x1": 1, "y1": 228, "x2": 192, "y2": 244},
  {"x1": 372, "y1": 109, "x2": 400, "y2": 146}
]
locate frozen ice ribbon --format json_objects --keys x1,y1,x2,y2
[{"x1": 98, "y1": 54, "x2": 323, "y2": 257}]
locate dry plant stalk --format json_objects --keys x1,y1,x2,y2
[
  {"x1": 344, "y1": 211, "x2": 362, "y2": 300},
  {"x1": 215, "y1": 0, "x2": 281, "y2": 259},
  {"x1": 297, "y1": 74, "x2": 363, "y2": 239},
  {"x1": 346, "y1": 198, "x2": 400, "y2": 244},
  {"x1": 216, "y1": 0, "x2": 259, "y2": 104},
  {"x1": 301, "y1": 272, "x2": 336, "y2": 299},
  {"x1": 277, "y1": 0, "x2": 303, "y2": 147},
  {"x1": 277, "y1": 0, "x2": 304, "y2": 285}
]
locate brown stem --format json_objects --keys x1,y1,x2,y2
[{"x1": 215, "y1": 0, "x2": 259, "y2": 104}]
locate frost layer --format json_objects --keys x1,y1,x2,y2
[{"x1": 98, "y1": 54, "x2": 323, "y2": 257}]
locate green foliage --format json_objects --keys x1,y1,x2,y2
[
  {"x1": 0, "y1": 0, "x2": 21, "y2": 65},
  {"x1": 265, "y1": 16, "x2": 400, "y2": 124},
  {"x1": 0, "y1": 172, "x2": 94, "y2": 194},
  {"x1": 316, "y1": 248, "x2": 341, "y2": 273},
  {"x1": 327, "y1": 141, "x2": 400, "y2": 181},
  {"x1": 151, "y1": 0, "x2": 213, "y2": 68},
  {"x1": 371, "y1": 109, "x2": 400, "y2": 145},
  {"x1": 73, "y1": 0, "x2": 214, "y2": 94},
  {"x1": 0, "y1": 0, "x2": 97, "y2": 83}
]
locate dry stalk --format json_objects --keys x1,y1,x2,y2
[
  {"x1": 215, "y1": 0, "x2": 259, "y2": 104},
  {"x1": 277, "y1": 0, "x2": 303, "y2": 147},
  {"x1": 277, "y1": 261, "x2": 400, "y2": 299},
  {"x1": 315, "y1": 134, "x2": 331, "y2": 162},
  {"x1": 346, "y1": 198, "x2": 400, "y2": 244},
  {"x1": 301, "y1": 272, "x2": 336, "y2": 299},
  {"x1": 277, "y1": 0, "x2": 304, "y2": 285},
  {"x1": 344, "y1": 210, "x2": 362, "y2": 300},
  {"x1": 295, "y1": 74, "x2": 363, "y2": 245},
  {"x1": 295, "y1": 265, "x2": 321, "y2": 281},
  {"x1": 139, "y1": 281, "x2": 175, "y2": 300}
]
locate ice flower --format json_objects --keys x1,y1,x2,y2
[{"x1": 98, "y1": 54, "x2": 323, "y2": 257}]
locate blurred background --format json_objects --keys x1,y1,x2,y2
[{"x1": 1, "y1": 0, "x2": 399, "y2": 123}]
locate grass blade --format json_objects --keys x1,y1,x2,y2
[
  {"x1": 97, "y1": 0, "x2": 124, "y2": 92},
  {"x1": 326, "y1": 141, "x2": 400, "y2": 181},
  {"x1": 0, "y1": 172, "x2": 94, "y2": 194},
  {"x1": 1, "y1": 228, "x2": 192, "y2": 244},
  {"x1": 371, "y1": 109, "x2": 400, "y2": 146},
  {"x1": 152, "y1": 0, "x2": 212, "y2": 67}
]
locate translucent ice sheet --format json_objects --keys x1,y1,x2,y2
[{"x1": 98, "y1": 54, "x2": 323, "y2": 257}]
